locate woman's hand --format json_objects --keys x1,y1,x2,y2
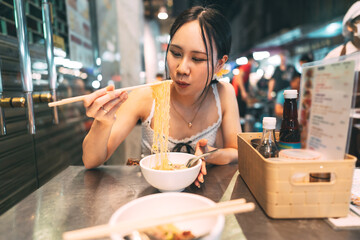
[
  {"x1": 83, "y1": 85, "x2": 128, "y2": 125},
  {"x1": 193, "y1": 139, "x2": 217, "y2": 188}
]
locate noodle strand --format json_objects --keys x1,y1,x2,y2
[{"x1": 151, "y1": 81, "x2": 171, "y2": 170}]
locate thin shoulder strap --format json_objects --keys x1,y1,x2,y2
[
  {"x1": 212, "y1": 84, "x2": 222, "y2": 120},
  {"x1": 340, "y1": 42, "x2": 347, "y2": 56}
]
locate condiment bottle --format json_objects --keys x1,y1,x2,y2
[
  {"x1": 257, "y1": 117, "x2": 279, "y2": 158},
  {"x1": 279, "y1": 90, "x2": 301, "y2": 149}
]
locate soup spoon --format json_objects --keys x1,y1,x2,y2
[{"x1": 186, "y1": 149, "x2": 218, "y2": 168}]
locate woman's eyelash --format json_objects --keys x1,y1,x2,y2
[
  {"x1": 170, "y1": 50, "x2": 181, "y2": 57},
  {"x1": 169, "y1": 50, "x2": 206, "y2": 62},
  {"x1": 193, "y1": 57, "x2": 207, "y2": 62}
]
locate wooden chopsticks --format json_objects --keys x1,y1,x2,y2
[
  {"x1": 48, "y1": 80, "x2": 173, "y2": 107},
  {"x1": 62, "y1": 198, "x2": 255, "y2": 240}
]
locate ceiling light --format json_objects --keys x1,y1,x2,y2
[
  {"x1": 326, "y1": 22, "x2": 342, "y2": 34},
  {"x1": 96, "y1": 57, "x2": 101, "y2": 66},
  {"x1": 253, "y1": 51, "x2": 270, "y2": 61},
  {"x1": 92, "y1": 80, "x2": 101, "y2": 89},
  {"x1": 236, "y1": 57, "x2": 248, "y2": 65},
  {"x1": 232, "y1": 68, "x2": 240, "y2": 75},
  {"x1": 158, "y1": 6, "x2": 168, "y2": 20}
]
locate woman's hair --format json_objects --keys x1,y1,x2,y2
[{"x1": 165, "y1": 5, "x2": 232, "y2": 101}]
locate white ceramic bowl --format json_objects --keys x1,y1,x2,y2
[
  {"x1": 109, "y1": 192, "x2": 225, "y2": 240},
  {"x1": 140, "y1": 152, "x2": 202, "y2": 192}
]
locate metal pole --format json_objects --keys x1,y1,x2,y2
[
  {"x1": 89, "y1": 0, "x2": 101, "y2": 73},
  {"x1": 0, "y1": 59, "x2": 6, "y2": 135},
  {"x1": 42, "y1": 0, "x2": 59, "y2": 124},
  {"x1": 13, "y1": 0, "x2": 36, "y2": 134}
]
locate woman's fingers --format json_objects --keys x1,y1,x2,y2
[
  {"x1": 94, "y1": 98, "x2": 120, "y2": 117},
  {"x1": 92, "y1": 90, "x2": 121, "y2": 111},
  {"x1": 97, "y1": 92, "x2": 128, "y2": 118},
  {"x1": 198, "y1": 138, "x2": 208, "y2": 147},
  {"x1": 195, "y1": 139, "x2": 208, "y2": 155},
  {"x1": 84, "y1": 85, "x2": 113, "y2": 108},
  {"x1": 85, "y1": 88, "x2": 126, "y2": 118},
  {"x1": 200, "y1": 160, "x2": 207, "y2": 175},
  {"x1": 194, "y1": 161, "x2": 207, "y2": 188},
  {"x1": 193, "y1": 140, "x2": 210, "y2": 188},
  {"x1": 102, "y1": 92, "x2": 128, "y2": 114},
  {"x1": 198, "y1": 172, "x2": 204, "y2": 183},
  {"x1": 194, "y1": 173, "x2": 204, "y2": 188}
]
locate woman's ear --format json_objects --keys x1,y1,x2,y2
[
  {"x1": 347, "y1": 21, "x2": 355, "y2": 33},
  {"x1": 215, "y1": 55, "x2": 228, "y2": 72}
]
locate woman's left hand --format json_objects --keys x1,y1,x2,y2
[{"x1": 193, "y1": 139, "x2": 216, "y2": 188}]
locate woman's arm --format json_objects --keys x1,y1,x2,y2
[
  {"x1": 192, "y1": 83, "x2": 240, "y2": 187},
  {"x1": 106, "y1": 87, "x2": 152, "y2": 158},
  {"x1": 82, "y1": 86, "x2": 150, "y2": 169},
  {"x1": 198, "y1": 82, "x2": 241, "y2": 165},
  {"x1": 274, "y1": 103, "x2": 284, "y2": 118},
  {"x1": 267, "y1": 78, "x2": 275, "y2": 100},
  {"x1": 82, "y1": 86, "x2": 126, "y2": 168},
  {"x1": 237, "y1": 69, "x2": 248, "y2": 100}
]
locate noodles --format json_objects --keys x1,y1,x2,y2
[
  {"x1": 143, "y1": 224, "x2": 195, "y2": 239},
  {"x1": 151, "y1": 81, "x2": 172, "y2": 170}
]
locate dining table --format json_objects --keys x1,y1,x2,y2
[{"x1": 0, "y1": 163, "x2": 360, "y2": 240}]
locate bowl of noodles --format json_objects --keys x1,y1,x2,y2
[
  {"x1": 140, "y1": 152, "x2": 202, "y2": 192},
  {"x1": 109, "y1": 192, "x2": 225, "y2": 240}
]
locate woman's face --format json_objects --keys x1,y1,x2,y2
[{"x1": 167, "y1": 20, "x2": 219, "y2": 97}]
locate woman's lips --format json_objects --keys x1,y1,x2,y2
[{"x1": 174, "y1": 80, "x2": 189, "y2": 88}]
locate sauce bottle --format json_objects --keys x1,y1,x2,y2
[
  {"x1": 279, "y1": 90, "x2": 301, "y2": 149},
  {"x1": 257, "y1": 117, "x2": 279, "y2": 158}
]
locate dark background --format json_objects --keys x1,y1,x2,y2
[{"x1": 145, "y1": 0, "x2": 357, "y2": 58}]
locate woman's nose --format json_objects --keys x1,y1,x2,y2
[{"x1": 176, "y1": 58, "x2": 190, "y2": 75}]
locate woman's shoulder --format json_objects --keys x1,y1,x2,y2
[
  {"x1": 214, "y1": 81, "x2": 237, "y2": 110},
  {"x1": 215, "y1": 81, "x2": 236, "y2": 95}
]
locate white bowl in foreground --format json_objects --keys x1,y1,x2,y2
[
  {"x1": 109, "y1": 192, "x2": 225, "y2": 240},
  {"x1": 140, "y1": 152, "x2": 202, "y2": 192}
]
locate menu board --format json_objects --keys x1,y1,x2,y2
[
  {"x1": 299, "y1": 60, "x2": 355, "y2": 160},
  {"x1": 66, "y1": 0, "x2": 93, "y2": 67}
]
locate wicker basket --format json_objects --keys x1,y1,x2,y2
[{"x1": 238, "y1": 132, "x2": 357, "y2": 219}]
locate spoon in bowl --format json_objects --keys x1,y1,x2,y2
[{"x1": 186, "y1": 149, "x2": 218, "y2": 168}]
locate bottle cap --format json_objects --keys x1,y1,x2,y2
[
  {"x1": 262, "y1": 117, "x2": 276, "y2": 129},
  {"x1": 284, "y1": 90, "x2": 298, "y2": 99}
]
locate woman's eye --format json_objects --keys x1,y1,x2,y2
[
  {"x1": 170, "y1": 50, "x2": 181, "y2": 57},
  {"x1": 192, "y1": 57, "x2": 207, "y2": 62}
]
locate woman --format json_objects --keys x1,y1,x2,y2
[
  {"x1": 325, "y1": 1, "x2": 360, "y2": 58},
  {"x1": 82, "y1": 6, "x2": 241, "y2": 187}
]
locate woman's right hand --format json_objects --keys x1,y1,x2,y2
[{"x1": 83, "y1": 85, "x2": 128, "y2": 125}]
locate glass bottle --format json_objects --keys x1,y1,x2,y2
[
  {"x1": 279, "y1": 90, "x2": 301, "y2": 150},
  {"x1": 257, "y1": 117, "x2": 279, "y2": 158}
]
